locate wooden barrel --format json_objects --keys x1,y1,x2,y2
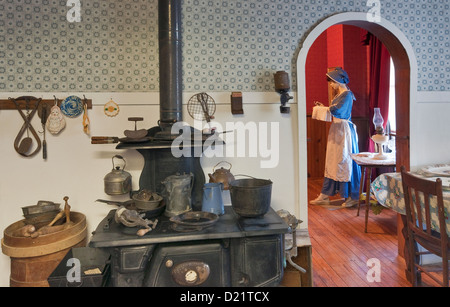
[{"x1": 1, "y1": 212, "x2": 87, "y2": 287}]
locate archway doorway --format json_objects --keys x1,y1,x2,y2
[{"x1": 296, "y1": 12, "x2": 417, "y2": 229}]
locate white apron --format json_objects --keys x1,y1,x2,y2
[{"x1": 324, "y1": 117, "x2": 355, "y2": 182}]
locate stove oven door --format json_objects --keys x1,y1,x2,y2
[{"x1": 143, "y1": 240, "x2": 231, "y2": 287}]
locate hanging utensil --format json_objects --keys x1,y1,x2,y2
[
  {"x1": 187, "y1": 92, "x2": 217, "y2": 134},
  {"x1": 198, "y1": 93, "x2": 212, "y2": 123},
  {"x1": 19, "y1": 124, "x2": 32, "y2": 155},
  {"x1": 82, "y1": 95, "x2": 91, "y2": 135},
  {"x1": 104, "y1": 99, "x2": 120, "y2": 117},
  {"x1": 40, "y1": 105, "x2": 48, "y2": 159},
  {"x1": 10, "y1": 96, "x2": 42, "y2": 157},
  {"x1": 60, "y1": 95, "x2": 83, "y2": 118},
  {"x1": 187, "y1": 92, "x2": 216, "y2": 122},
  {"x1": 18, "y1": 104, "x2": 33, "y2": 154},
  {"x1": 46, "y1": 96, "x2": 66, "y2": 135}
]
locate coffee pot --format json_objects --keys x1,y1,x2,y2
[
  {"x1": 162, "y1": 173, "x2": 194, "y2": 217},
  {"x1": 202, "y1": 182, "x2": 225, "y2": 215}
]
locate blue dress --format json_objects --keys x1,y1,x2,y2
[{"x1": 321, "y1": 91, "x2": 361, "y2": 200}]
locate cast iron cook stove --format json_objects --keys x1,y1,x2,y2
[
  {"x1": 89, "y1": 207, "x2": 289, "y2": 287},
  {"x1": 88, "y1": 0, "x2": 289, "y2": 287}
]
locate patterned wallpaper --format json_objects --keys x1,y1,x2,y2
[{"x1": 0, "y1": 0, "x2": 449, "y2": 92}]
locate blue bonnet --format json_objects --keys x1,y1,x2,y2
[{"x1": 326, "y1": 67, "x2": 349, "y2": 84}]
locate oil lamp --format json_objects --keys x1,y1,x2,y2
[{"x1": 371, "y1": 108, "x2": 389, "y2": 160}]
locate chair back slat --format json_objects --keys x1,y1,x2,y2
[
  {"x1": 423, "y1": 191, "x2": 432, "y2": 236},
  {"x1": 412, "y1": 189, "x2": 423, "y2": 232}
]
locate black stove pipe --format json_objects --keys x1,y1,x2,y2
[{"x1": 158, "y1": 0, "x2": 183, "y2": 133}]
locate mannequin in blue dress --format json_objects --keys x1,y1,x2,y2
[{"x1": 310, "y1": 68, "x2": 361, "y2": 207}]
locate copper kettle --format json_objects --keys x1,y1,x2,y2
[{"x1": 208, "y1": 161, "x2": 235, "y2": 190}]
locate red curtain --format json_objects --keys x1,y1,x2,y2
[{"x1": 366, "y1": 32, "x2": 391, "y2": 152}]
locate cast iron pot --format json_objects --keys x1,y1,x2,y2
[{"x1": 229, "y1": 177, "x2": 273, "y2": 218}]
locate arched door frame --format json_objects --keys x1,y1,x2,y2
[{"x1": 296, "y1": 12, "x2": 417, "y2": 227}]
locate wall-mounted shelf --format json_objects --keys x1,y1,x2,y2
[{"x1": 0, "y1": 98, "x2": 92, "y2": 110}]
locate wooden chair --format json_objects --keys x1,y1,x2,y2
[{"x1": 400, "y1": 166, "x2": 450, "y2": 287}]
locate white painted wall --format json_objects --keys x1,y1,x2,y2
[
  {"x1": 0, "y1": 91, "x2": 298, "y2": 286},
  {"x1": 411, "y1": 92, "x2": 450, "y2": 169}
]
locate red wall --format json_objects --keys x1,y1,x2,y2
[
  {"x1": 327, "y1": 25, "x2": 344, "y2": 68},
  {"x1": 305, "y1": 30, "x2": 329, "y2": 114},
  {"x1": 305, "y1": 25, "x2": 370, "y2": 117}
]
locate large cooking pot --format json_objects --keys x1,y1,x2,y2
[
  {"x1": 104, "y1": 155, "x2": 132, "y2": 195},
  {"x1": 229, "y1": 177, "x2": 273, "y2": 218}
]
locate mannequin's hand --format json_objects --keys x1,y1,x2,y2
[{"x1": 314, "y1": 101, "x2": 325, "y2": 107}]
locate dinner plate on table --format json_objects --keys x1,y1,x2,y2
[{"x1": 421, "y1": 164, "x2": 450, "y2": 177}]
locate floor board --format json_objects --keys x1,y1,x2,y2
[
  {"x1": 307, "y1": 177, "x2": 412, "y2": 287},
  {"x1": 282, "y1": 177, "x2": 443, "y2": 287}
]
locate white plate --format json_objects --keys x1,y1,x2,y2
[{"x1": 422, "y1": 164, "x2": 450, "y2": 177}]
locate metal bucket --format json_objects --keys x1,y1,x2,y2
[{"x1": 229, "y1": 178, "x2": 273, "y2": 217}]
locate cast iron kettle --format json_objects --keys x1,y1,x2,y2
[
  {"x1": 104, "y1": 155, "x2": 132, "y2": 195},
  {"x1": 208, "y1": 161, "x2": 235, "y2": 190}
]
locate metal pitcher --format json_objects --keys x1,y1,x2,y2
[
  {"x1": 162, "y1": 173, "x2": 194, "y2": 217},
  {"x1": 201, "y1": 182, "x2": 224, "y2": 215}
]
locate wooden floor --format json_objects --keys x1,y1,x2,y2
[{"x1": 304, "y1": 177, "x2": 440, "y2": 287}]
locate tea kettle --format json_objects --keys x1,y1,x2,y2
[
  {"x1": 104, "y1": 155, "x2": 132, "y2": 195},
  {"x1": 162, "y1": 173, "x2": 194, "y2": 217},
  {"x1": 208, "y1": 161, "x2": 235, "y2": 190}
]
